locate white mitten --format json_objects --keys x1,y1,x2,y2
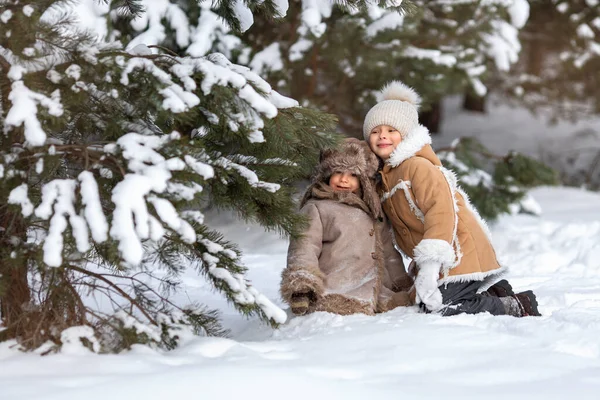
[{"x1": 415, "y1": 261, "x2": 443, "y2": 311}]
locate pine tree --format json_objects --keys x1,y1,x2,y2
[
  {"x1": 437, "y1": 137, "x2": 559, "y2": 222},
  {"x1": 241, "y1": 0, "x2": 529, "y2": 134},
  {"x1": 99, "y1": 1, "x2": 554, "y2": 219},
  {"x1": 502, "y1": 0, "x2": 600, "y2": 121},
  {"x1": 0, "y1": 0, "x2": 338, "y2": 352}
]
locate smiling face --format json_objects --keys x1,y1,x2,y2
[
  {"x1": 329, "y1": 171, "x2": 360, "y2": 193},
  {"x1": 367, "y1": 124, "x2": 403, "y2": 160}
]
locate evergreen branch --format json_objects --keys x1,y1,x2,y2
[
  {"x1": 0, "y1": 53, "x2": 10, "y2": 71},
  {"x1": 147, "y1": 45, "x2": 179, "y2": 57},
  {"x1": 65, "y1": 264, "x2": 158, "y2": 326}
]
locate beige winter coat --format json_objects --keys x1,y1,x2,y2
[
  {"x1": 379, "y1": 125, "x2": 505, "y2": 285},
  {"x1": 282, "y1": 185, "x2": 413, "y2": 315},
  {"x1": 281, "y1": 139, "x2": 413, "y2": 316}
]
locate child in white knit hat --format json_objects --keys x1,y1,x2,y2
[{"x1": 364, "y1": 81, "x2": 540, "y2": 317}]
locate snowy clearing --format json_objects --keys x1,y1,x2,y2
[{"x1": 2, "y1": 186, "x2": 600, "y2": 400}]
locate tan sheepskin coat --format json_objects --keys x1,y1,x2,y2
[
  {"x1": 281, "y1": 139, "x2": 414, "y2": 316},
  {"x1": 379, "y1": 125, "x2": 506, "y2": 286}
]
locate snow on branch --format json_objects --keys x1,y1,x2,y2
[
  {"x1": 216, "y1": 157, "x2": 281, "y2": 193},
  {"x1": 200, "y1": 245, "x2": 286, "y2": 324},
  {"x1": 5, "y1": 79, "x2": 64, "y2": 147},
  {"x1": 35, "y1": 179, "x2": 90, "y2": 267},
  {"x1": 79, "y1": 171, "x2": 109, "y2": 243},
  {"x1": 8, "y1": 183, "x2": 35, "y2": 217}
]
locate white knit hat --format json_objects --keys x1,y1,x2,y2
[{"x1": 363, "y1": 81, "x2": 421, "y2": 140}]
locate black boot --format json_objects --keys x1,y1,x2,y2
[
  {"x1": 486, "y1": 279, "x2": 515, "y2": 297},
  {"x1": 512, "y1": 290, "x2": 541, "y2": 317}
]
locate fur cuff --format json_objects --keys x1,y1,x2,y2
[
  {"x1": 280, "y1": 266, "x2": 324, "y2": 303},
  {"x1": 413, "y1": 239, "x2": 455, "y2": 269}
]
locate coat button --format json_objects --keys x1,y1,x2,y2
[
  {"x1": 401, "y1": 228, "x2": 409, "y2": 236},
  {"x1": 371, "y1": 252, "x2": 377, "y2": 259},
  {"x1": 369, "y1": 229, "x2": 375, "y2": 236}
]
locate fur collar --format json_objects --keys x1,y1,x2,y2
[
  {"x1": 385, "y1": 124, "x2": 432, "y2": 167},
  {"x1": 304, "y1": 182, "x2": 372, "y2": 217}
]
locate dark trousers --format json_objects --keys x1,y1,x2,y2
[{"x1": 435, "y1": 281, "x2": 507, "y2": 316}]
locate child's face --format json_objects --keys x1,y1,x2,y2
[
  {"x1": 329, "y1": 171, "x2": 360, "y2": 193},
  {"x1": 368, "y1": 125, "x2": 402, "y2": 160}
]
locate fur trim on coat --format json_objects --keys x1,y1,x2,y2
[{"x1": 301, "y1": 138, "x2": 382, "y2": 220}]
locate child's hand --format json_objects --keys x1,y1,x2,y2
[{"x1": 415, "y1": 261, "x2": 443, "y2": 311}]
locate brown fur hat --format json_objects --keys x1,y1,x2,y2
[{"x1": 301, "y1": 138, "x2": 382, "y2": 219}]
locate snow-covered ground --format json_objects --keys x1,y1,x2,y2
[
  {"x1": 2, "y1": 186, "x2": 600, "y2": 400},
  {"x1": 2, "y1": 97, "x2": 600, "y2": 399}
]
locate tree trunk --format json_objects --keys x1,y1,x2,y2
[
  {"x1": 419, "y1": 101, "x2": 442, "y2": 134},
  {"x1": 463, "y1": 92, "x2": 486, "y2": 113},
  {"x1": 0, "y1": 210, "x2": 31, "y2": 341}
]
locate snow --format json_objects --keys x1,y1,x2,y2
[
  {"x1": 35, "y1": 158, "x2": 44, "y2": 174},
  {"x1": 249, "y1": 43, "x2": 284, "y2": 75},
  {"x1": 238, "y1": 85, "x2": 278, "y2": 118},
  {"x1": 107, "y1": 132, "x2": 194, "y2": 266},
  {"x1": 5, "y1": 80, "x2": 64, "y2": 147},
  {"x1": 129, "y1": 43, "x2": 153, "y2": 56},
  {"x1": 232, "y1": 0, "x2": 254, "y2": 32},
  {"x1": 35, "y1": 179, "x2": 90, "y2": 266},
  {"x1": 403, "y1": 46, "x2": 457, "y2": 67},
  {"x1": 557, "y1": 3, "x2": 569, "y2": 13},
  {"x1": 148, "y1": 196, "x2": 195, "y2": 243},
  {"x1": 7, "y1": 183, "x2": 34, "y2": 217},
  {"x1": 60, "y1": 326, "x2": 101, "y2": 355},
  {"x1": 366, "y1": 11, "x2": 405, "y2": 38},
  {"x1": 126, "y1": 0, "x2": 191, "y2": 50},
  {"x1": 2, "y1": 186, "x2": 600, "y2": 398},
  {"x1": 577, "y1": 23, "x2": 595, "y2": 39},
  {"x1": 65, "y1": 64, "x2": 81, "y2": 80},
  {"x1": 274, "y1": 0, "x2": 290, "y2": 16},
  {"x1": 268, "y1": 91, "x2": 299, "y2": 109},
  {"x1": 184, "y1": 155, "x2": 214, "y2": 179},
  {"x1": 289, "y1": 38, "x2": 313, "y2": 62},
  {"x1": 69, "y1": 0, "x2": 109, "y2": 40},
  {"x1": 1, "y1": 9, "x2": 12, "y2": 23},
  {"x1": 216, "y1": 157, "x2": 281, "y2": 193},
  {"x1": 79, "y1": 171, "x2": 109, "y2": 243},
  {"x1": 507, "y1": 0, "x2": 530, "y2": 29},
  {"x1": 484, "y1": 20, "x2": 521, "y2": 72}
]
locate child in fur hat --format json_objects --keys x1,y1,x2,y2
[
  {"x1": 364, "y1": 81, "x2": 541, "y2": 317},
  {"x1": 280, "y1": 138, "x2": 414, "y2": 316}
]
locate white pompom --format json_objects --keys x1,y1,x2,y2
[{"x1": 380, "y1": 81, "x2": 421, "y2": 106}]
